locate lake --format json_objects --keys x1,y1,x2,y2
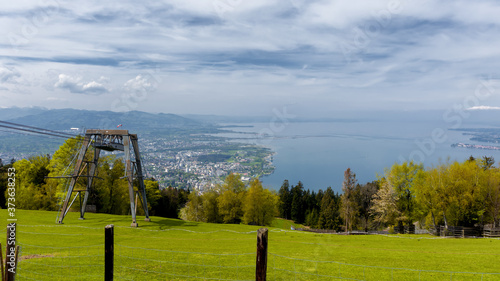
[{"x1": 217, "y1": 119, "x2": 500, "y2": 193}]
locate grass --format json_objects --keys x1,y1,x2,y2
[{"x1": 2, "y1": 209, "x2": 500, "y2": 280}]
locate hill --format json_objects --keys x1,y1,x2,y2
[
  {"x1": 0, "y1": 108, "x2": 217, "y2": 157},
  {"x1": 0, "y1": 106, "x2": 48, "y2": 120},
  {"x1": 3, "y1": 108, "x2": 206, "y2": 132},
  {"x1": 4, "y1": 209, "x2": 500, "y2": 280}
]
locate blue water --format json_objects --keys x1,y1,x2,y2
[{"x1": 218, "y1": 120, "x2": 500, "y2": 193}]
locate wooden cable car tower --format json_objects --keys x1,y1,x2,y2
[{"x1": 57, "y1": 129, "x2": 150, "y2": 227}]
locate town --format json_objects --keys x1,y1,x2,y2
[{"x1": 138, "y1": 135, "x2": 275, "y2": 192}]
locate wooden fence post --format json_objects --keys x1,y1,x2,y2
[
  {"x1": 256, "y1": 228, "x2": 268, "y2": 281},
  {"x1": 5, "y1": 223, "x2": 18, "y2": 281},
  {"x1": 105, "y1": 225, "x2": 114, "y2": 281}
]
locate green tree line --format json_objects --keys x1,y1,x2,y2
[
  {"x1": 179, "y1": 173, "x2": 278, "y2": 226},
  {"x1": 0, "y1": 137, "x2": 189, "y2": 218},
  {"x1": 278, "y1": 156, "x2": 500, "y2": 232},
  {"x1": 277, "y1": 176, "x2": 378, "y2": 232}
]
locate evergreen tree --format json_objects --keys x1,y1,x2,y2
[
  {"x1": 278, "y1": 180, "x2": 292, "y2": 219},
  {"x1": 356, "y1": 181, "x2": 379, "y2": 232},
  {"x1": 318, "y1": 187, "x2": 342, "y2": 230},
  {"x1": 290, "y1": 181, "x2": 305, "y2": 223}
]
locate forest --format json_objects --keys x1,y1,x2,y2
[
  {"x1": 276, "y1": 156, "x2": 500, "y2": 232},
  {"x1": 1, "y1": 136, "x2": 500, "y2": 230}
]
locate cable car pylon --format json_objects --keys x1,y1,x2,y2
[{"x1": 57, "y1": 129, "x2": 150, "y2": 227}]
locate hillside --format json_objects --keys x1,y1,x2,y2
[
  {"x1": 3, "y1": 209, "x2": 500, "y2": 280},
  {"x1": 3, "y1": 108, "x2": 205, "y2": 132},
  {"x1": 0, "y1": 108, "x2": 217, "y2": 157}
]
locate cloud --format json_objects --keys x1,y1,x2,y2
[
  {"x1": 467, "y1": 106, "x2": 500, "y2": 110},
  {"x1": 46, "y1": 96, "x2": 67, "y2": 101},
  {"x1": 54, "y1": 74, "x2": 109, "y2": 95},
  {"x1": 0, "y1": 66, "x2": 21, "y2": 83},
  {"x1": 2, "y1": 0, "x2": 500, "y2": 115},
  {"x1": 124, "y1": 75, "x2": 156, "y2": 92}
]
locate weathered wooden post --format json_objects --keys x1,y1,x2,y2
[
  {"x1": 105, "y1": 225, "x2": 114, "y2": 281},
  {"x1": 256, "y1": 228, "x2": 268, "y2": 281}
]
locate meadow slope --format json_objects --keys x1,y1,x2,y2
[{"x1": 1, "y1": 210, "x2": 500, "y2": 280}]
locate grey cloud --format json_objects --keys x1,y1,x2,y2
[
  {"x1": 0, "y1": 66, "x2": 21, "y2": 83},
  {"x1": 54, "y1": 74, "x2": 109, "y2": 95}
]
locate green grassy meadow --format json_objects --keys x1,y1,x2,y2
[{"x1": 1, "y1": 209, "x2": 500, "y2": 280}]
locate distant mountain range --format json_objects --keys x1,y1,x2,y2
[
  {"x1": 1, "y1": 107, "x2": 499, "y2": 132},
  {"x1": 0, "y1": 107, "x2": 208, "y2": 133}
]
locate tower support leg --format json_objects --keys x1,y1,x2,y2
[{"x1": 58, "y1": 135, "x2": 91, "y2": 224}]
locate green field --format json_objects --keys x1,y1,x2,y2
[{"x1": 1, "y1": 210, "x2": 500, "y2": 280}]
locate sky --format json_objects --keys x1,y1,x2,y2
[{"x1": 1, "y1": 0, "x2": 500, "y2": 118}]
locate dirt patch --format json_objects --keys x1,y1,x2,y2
[{"x1": 20, "y1": 254, "x2": 55, "y2": 261}]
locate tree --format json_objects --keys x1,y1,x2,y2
[
  {"x1": 13, "y1": 155, "x2": 55, "y2": 210},
  {"x1": 485, "y1": 168, "x2": 500, "y2": 227},
  {"x1": 414, "y1": 159, "x2": 488, "y2": 228},
  {"x1": 317, "y1": 187, "x2": 342, "y2": 230},
  {"x1": 142, "y1": 179, "x2": 162, "y2": 215},
  {"x1": 0, "y1": 161, "x2": 15, "y2": 208},
  {"x1": 370, "y1": 178, "x2": 400, "y2": 227},
  {"x1": 444, "y1": 159, "x2": 486, "y2": 227},
  {"x1": 217, "y1": 174, "x2": 245, "y2": 223},
  {"x1": 48, "y1": 136, "x2": 86, "y2": 205},
  {"x1": 156, "y1": 186, "x2": 189, "y2": 218},
  {"x1": 180, "y1": 191, "x2": 205, "y2": 222},
  {"x1": 414, "y1": 164, "x2": 444, "y2": 230},
  {"x1": 202, "y1": 189, "x2": 221, "y2": 223},
  {"x1": 278, "y1": 180, "x2": 292, "y2": 219},
  {"x1": 386, "y1": 161, "x2": 424, "y2": 226},
  {"x1": 341, "y1": 168, "x2": 358, "y2": 232},
  {"x1": 481, "y1": 156, "x2": 495, "y2": 170},
  {"x1": 356, "y1": 181, "x2": 379, "y2": 232},
  {"x1": 242, "y1": 179, "x2": 278, "y2": 226},
  {"x1": 290, "y1": 182, "x2": 305, "y2": 223},
  {"x1": 93, "y1": 157, "x2": 129, "y2": 215}
]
